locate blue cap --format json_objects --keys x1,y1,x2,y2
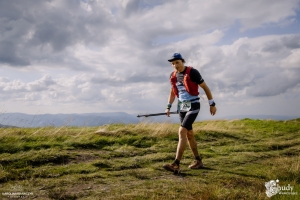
[{"x1": 168, "y1": 53, "x2": 184, "y2": 62}]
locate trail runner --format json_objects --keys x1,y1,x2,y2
[{"x1": 163, "y1": 53, "x2": 217, "y2": 174}]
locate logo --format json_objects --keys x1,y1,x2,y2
[
  {"x1": 265, "y1": 179, "x2": 298, "y2": 198},
  {"x1": 265, "y1": 179, "x2": 280, "y2": 197},
  {"x1": 1, "y1": 184, "x2": 34, "y2": 199}
]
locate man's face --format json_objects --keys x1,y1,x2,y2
[{"x1": 171, "y1": 59, "x2": 184, "y2": 72}]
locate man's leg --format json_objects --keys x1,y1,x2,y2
[
  {"x1": 175, "y1": 126, "x2": 188, "y2": 161},
  {"x1": 163, "y1": 126, "x2": 188, "y2": 174},
  {"x1": 187, "y1": 129, "x2": 199, "y2": 157},
  {"x1": 187, "y1": 129, "x2": 203, "y2": 169},
  {"x1": 163, "y1": 112, "x2": 188, "y2": 174}
]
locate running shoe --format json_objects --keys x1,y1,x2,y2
[
  {"x1": 188, "y1": 160, "x2": 204, "y2": 169},
  {"x1": 163, "y1": 163, "x2": 180, "y2": 174}
]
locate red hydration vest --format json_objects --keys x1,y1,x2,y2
[{"x1": 170, "y1": 66, "x2": 199, "y2": 97}]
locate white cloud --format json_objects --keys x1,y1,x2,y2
[
  {"x1": 146, "y1": 34, "x2": 299, "y2": 103},
  {"x1": 281, "y1": 49, "x2": 300, "y2": 68},
  {"x1": 1, "y1": 80, "x2": 26, "y2": 93},
  {"x1": 27, "y1": 75, "x2": 55, "y2": 92},
  {"x1": 1, "y1": 0, "x2": 298, "y2": 69},
  {"x1": 24, "y1": 92, "x2": 40, "y2": 101},
  {"x1": 237, "y1": 0, "x2": 298, "y2": 31}
]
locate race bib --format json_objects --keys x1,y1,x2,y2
[{"x1": 178, "y1": 101, "x2": 191, "y2": 112}]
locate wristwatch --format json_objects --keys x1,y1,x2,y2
[{"x1": 210, "y1": 102, "x2": 216, "y2": 107}]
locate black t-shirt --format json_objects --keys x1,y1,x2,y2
[{"x1": 170, "y1": 67, "x2": 204, "y2": 85}]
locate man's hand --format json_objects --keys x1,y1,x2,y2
[
  {"x1": 165, "y1": 109, "x2": 170, "y2": 117},
  {"x1": 210, "y1": 106, "x2": 217, "y2": 116}
]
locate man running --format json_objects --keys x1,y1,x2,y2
[{"x1": 163, "y1": 53, "x2": 217, "y2": 174}]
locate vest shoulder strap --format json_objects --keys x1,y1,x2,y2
[
  {"x1": 171, "y1": 71, "x2": 177, "y2": 78},
  {"x1": 185, "y1": 66, "x2": 193, "y2": 75}
]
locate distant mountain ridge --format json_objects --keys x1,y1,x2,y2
[
  {"x1": 0, "y1": 112, "x2": 139, "y2": 128},
  {"x1": 215, "y1": 115, "x2": 299, "y2": 121},
  {"x1": 0, "y1": 124, "x2": 16, "y2": 128},
  {"x1": 0, "y1": 112, "x2": 298, "y2": 128}
]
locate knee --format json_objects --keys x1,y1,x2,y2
[
  {"x1": 187, "y1": 130, "x2": 195, "y2": 140},
  {"x1": 178, "y1": 126, "x2": 188, "y2": 139}
]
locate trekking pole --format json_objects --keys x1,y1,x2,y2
[{"x1": 137, "y1": 111, "x2": 178, "y2": 118}]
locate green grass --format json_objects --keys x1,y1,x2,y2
[{"x1": 0, "y1": 119, "x2": 299, "y2": 199}]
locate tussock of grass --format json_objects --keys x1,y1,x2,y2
[{"x1": 0, "y1": 119, "x2": 299, "y2": 199}]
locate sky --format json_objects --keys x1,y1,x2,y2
[{"x1": 0, "y1": 0, "x2": 300, "y2": 120}]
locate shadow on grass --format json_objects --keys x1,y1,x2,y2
[
  {"x1": 164, "y1": 166, "x2": 216, "y2": 177},
  {"x1": 168, "y1": 165, "x2": 267, "y2": 180}
]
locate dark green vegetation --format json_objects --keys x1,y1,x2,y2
[{"x1": 0, "y1": 119, "x2": 299, "y2": 199}]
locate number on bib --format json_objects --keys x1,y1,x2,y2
[{"x1": 178, "y1": 101, "x2": 191, "y2": 112}]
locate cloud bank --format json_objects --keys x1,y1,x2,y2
[{"x1": 0, "y1": 0, "x2": 299, "y2": 116}]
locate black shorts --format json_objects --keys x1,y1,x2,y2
[{"x1": 179, "y1": 102, "x2": 200, "y2": 131}]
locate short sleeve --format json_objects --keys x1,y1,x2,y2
[{"x1": 190, "y1": 68, "x2": 204, "y2": 84}]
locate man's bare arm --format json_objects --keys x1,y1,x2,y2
[
  {"x1": 165, "y1": 89, "x2": 175, "y2": 117},
  {"x1": 168, "y1": 89, "x2": 176, "y2": 104},
  {"x1": 199, "y1": 81, "x2": 213, "y2": 100},
  {"x1": 199, "y1": 81, "x2": 217, "y2": 116}
]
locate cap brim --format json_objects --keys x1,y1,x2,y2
[{"x1": 168, "y1": 58, "x2": 180, "y2": 62}]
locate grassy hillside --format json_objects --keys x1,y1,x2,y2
[{"x1": 0, "y1": 118, "x2": 299, "y2": 199}]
